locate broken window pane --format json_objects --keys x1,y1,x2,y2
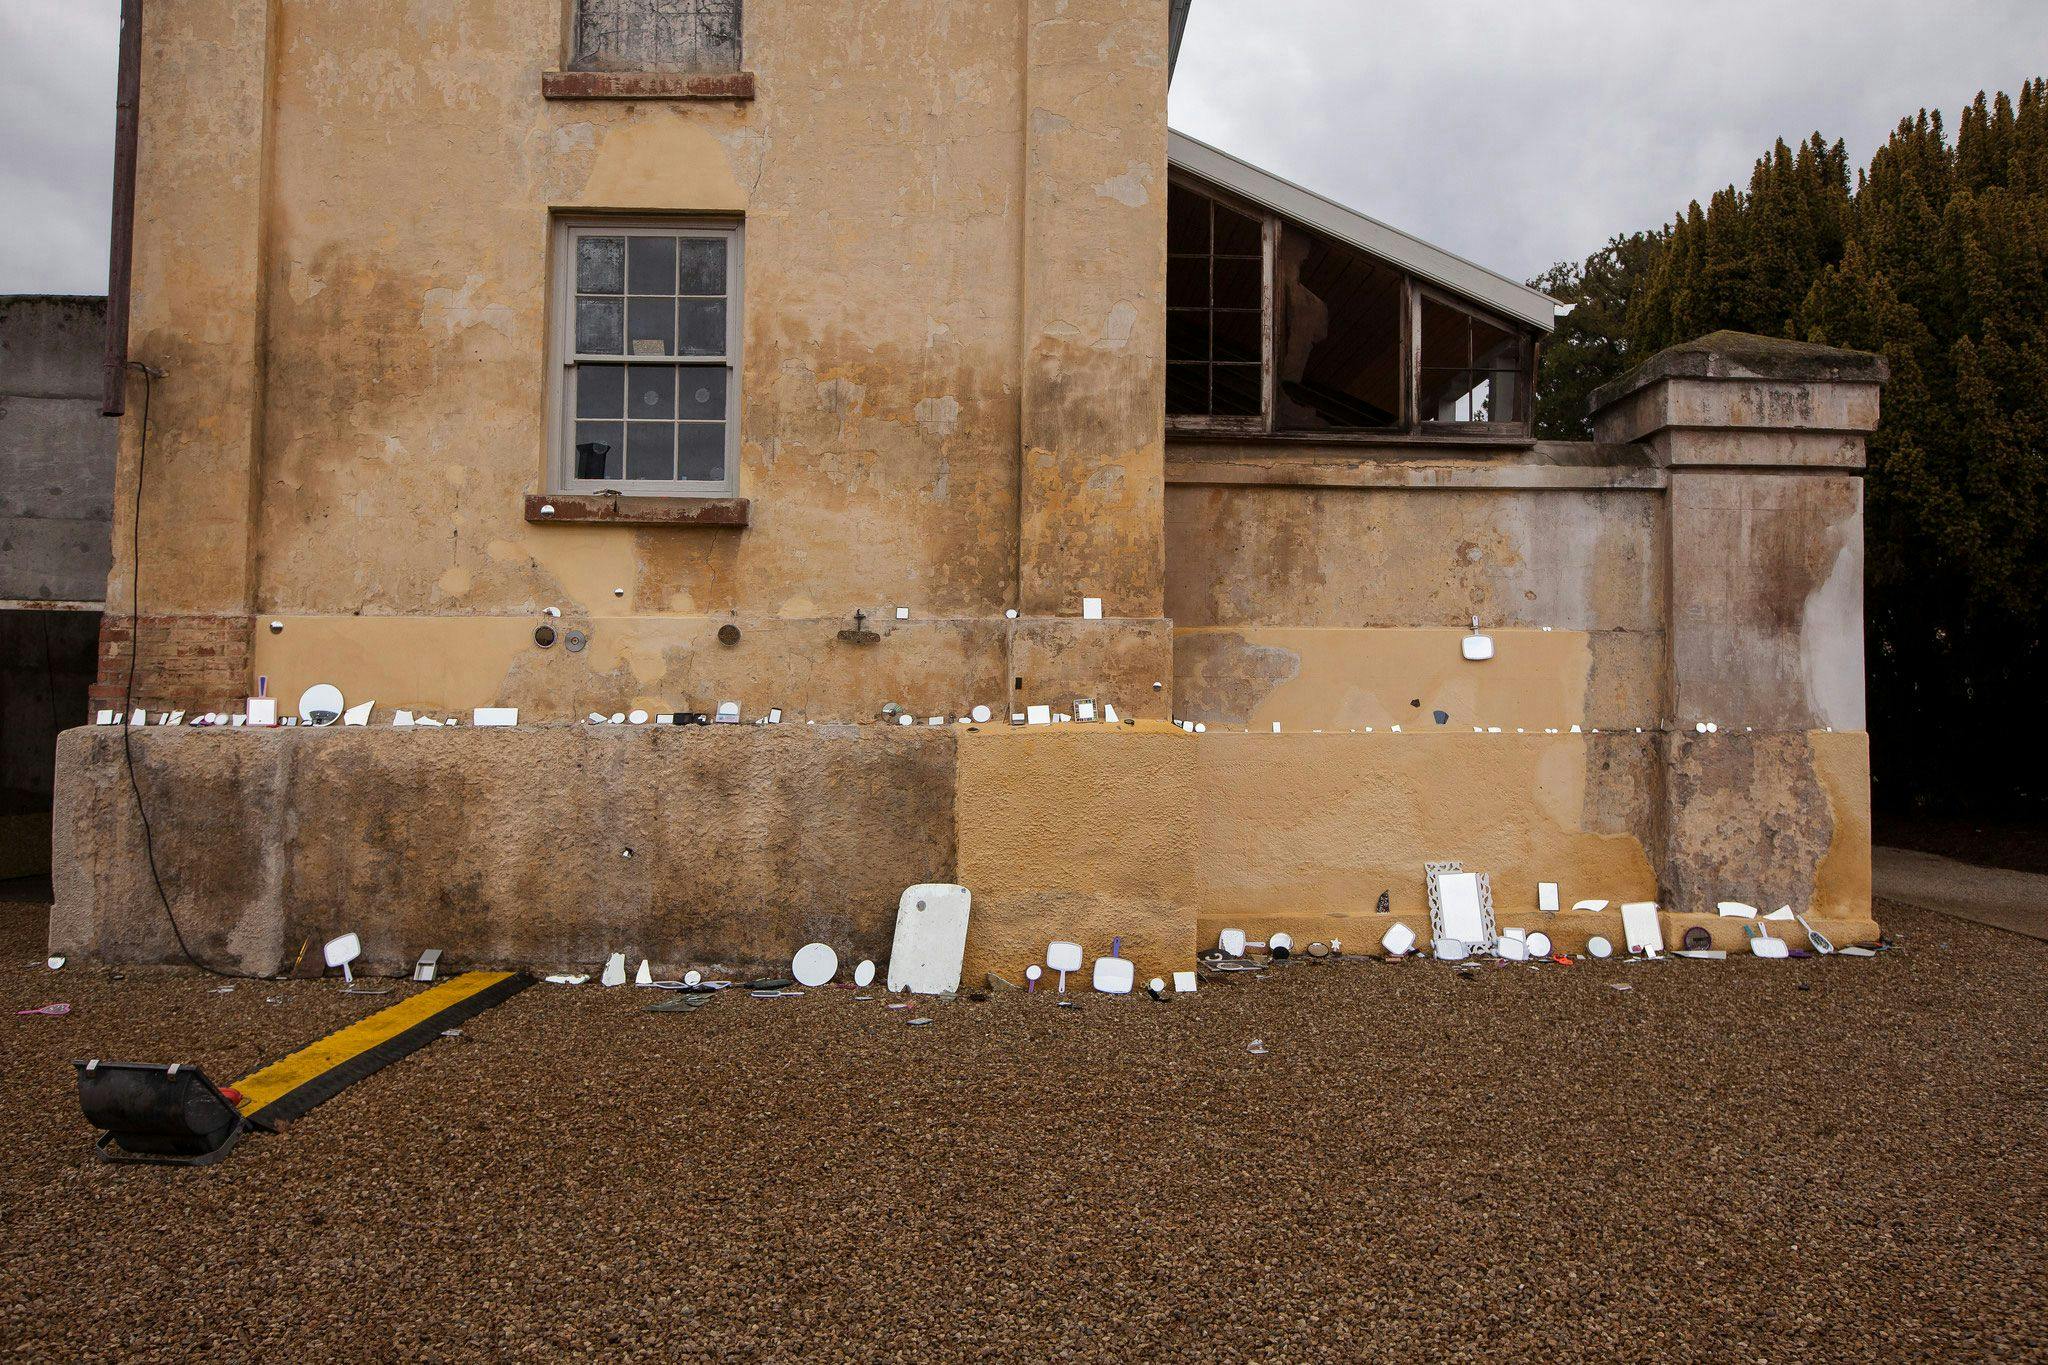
[
  {"x1": 1273, "y1": 221, "x2": 1404, "y2": 429},
  {"x1": 572, "y1": 0, "x2": 743, "y2": 74}
]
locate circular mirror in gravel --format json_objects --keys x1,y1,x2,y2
[{"x1": 792, "y1": 943, "x2": 838, "y2": 988}]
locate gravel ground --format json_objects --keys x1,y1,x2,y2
[{"x1": 2, "y1": 883, "x2": 2044, "y2": 1362}]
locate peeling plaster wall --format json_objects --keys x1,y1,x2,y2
[{"x1": 113, "y1": 0, "x2": 1171, "y2": 723}]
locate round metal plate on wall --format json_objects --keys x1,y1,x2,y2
[{"x1": 564, "y1": 630, "x2": 587, "y2": 654}]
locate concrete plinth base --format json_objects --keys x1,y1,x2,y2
[{"x1": 52, "y1": 722, "x2": 1874, "y2": 984}]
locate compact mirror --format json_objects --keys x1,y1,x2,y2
[{"x1": 298, "y1": 683, "x2": 345, "y2": 726}]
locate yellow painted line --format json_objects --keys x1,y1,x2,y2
[{"x1": 231, "y1": 971, "x2": 519, "y2": 1116}]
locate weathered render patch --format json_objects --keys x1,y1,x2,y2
[{"x1": 52, "y1": 726, "x2": 957, "y2": 976}]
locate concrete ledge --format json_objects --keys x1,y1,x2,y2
[
  {"x1": 52, "y1": 725, "x2": 955, "y2": 975},
  {"x1": 1166, "y1": 439, "x2": 1663, "y2": 491},
  {"x1": 1588, "y1": 330, "x2": 1889, "y2": 415}
]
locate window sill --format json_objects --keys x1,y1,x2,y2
[
  {"x1": 541, "y1": 70, "x2": 755, "y2": 100},
  {"x1": 525, "y1": 493, "x2": 749, "y2": 527}
]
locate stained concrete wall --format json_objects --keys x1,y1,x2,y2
[
  {"x1": 112, "y1": 0, "x2": 1172, "y2": 723},
  {"x1": 1, "y1": 297, "x2": 115, "y2": 605},
  {"x1": 953, "y1": 723, "x2": 1873, "y2": 984},
  {"x1": 52, "y1": 725, "x2": 956, "y2": 976},
  {"x1": 51, "y1": 719, "x2": 1875, "y2": 978},
  {"x1": 1165, "y1": 441, "x2": 1667, "y2": 732}
]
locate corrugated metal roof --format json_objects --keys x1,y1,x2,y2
[{"x1": 1167, "y1": 129, "x2": 1559, "y2": 334}]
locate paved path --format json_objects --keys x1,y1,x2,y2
[{"x1": 1874, "y1": 845, "x2": 2048, "y2": 941}]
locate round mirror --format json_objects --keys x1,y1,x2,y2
[
  {"x1": 1587, "y1": 935, "x2": 1613, "y2": 959},
  {"x1": 298, "y1": 683, "x2": 345, "y2": 726},
  {"x1": 792, "y1": 942, "x2": 838, "y2": 987},
  {"x1": 853, "y1": 959, "x2": 876, "y2": 988}
]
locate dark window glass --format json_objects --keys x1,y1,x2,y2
[
  {"x1": 679, "y1": 298, "x2": 726, "y2": 356},
  {"x1": 625, "y1": 422, "x2": 674, "y2": 480},
  {"x1": 679, "y1": 238, "x2": 726, "y2": 295},
  {"x1": 572, "y1": 0, "x2": 741, "y2": 74},
  {"x1": 627, "y1": 235, "x2": 676, "y2": 295},
  {"x1": 626, "y1": 296, "x2": 675, "y2": 356},
  {"x1": 1272, "y1": 222, "x2": 1405, "y2": 429},
  {"x1": 679, "y1": 423, "x2": 725, "y2": 482},
  {"x1": 571, "y1": 228, "x2": 734, "y2": 485},
  {"x1": 576, "y1": 364, "x2": 626, "y2": 420},
  {"x1": 627, "y1": 366, "x2": 675, "y2": 419},
  {"x1": 576, "y1": 236, "x2": 624, "y2": 294},
  {"x1": 1420, "y1": 294, "x2": 1528, "y2": 425},
  {"x1": 1212, "y1": 364, "x2": 1263, "y2": 416},
  {"x1": 574, "y1": 421, "x2": 624, "y2": 480},
  {"x1": 679, "y1": 369, "x2": 726, "y2": 420},
  {"x1": 575, "y1": 298, "x2": 624, "y2": 355},
  {"x1": 1166, "y1": 181, "x2": 1267, "y2": 422}
]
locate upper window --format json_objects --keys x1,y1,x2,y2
[
  {"x1": 553, "y1": 219, "x2": 741, "y2": 497},
  {"x1": 571, "y1": 0, "x2": 742, "y2": 73},
  {"x1": 1167, "y1": 174, "x2": 1538, "y2": 437},
  {"x1": 1418, "y1": 292, "x2": 1529, "y2": 426},
  {"x1": 1167, "y1": 181, "x2": 1268, "y2": 426}
]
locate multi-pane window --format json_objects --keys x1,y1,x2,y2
[
  {"x1": 571, "y1": 0, "x2": 741, "y2": 73},
  {"x1": 1419, "y1": 293, "x2": 1528, "y2": 426},
  {"x1": 1166, "y1": 173, "x2": 1536, "y2": 436},
  {"x1": 1167, "y1": 181, "x2": 1267, "y2": 422},
  {"x1": 557, "y1": 221, "x2": 739, "y2": 495}
]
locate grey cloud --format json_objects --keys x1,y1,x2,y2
[
  {"x1": 1171, "y1": 0, "x2": 2045, "y2": 281},
  {"x1": 0, "y1": 2, "x2": 2038, "y2": 295}
]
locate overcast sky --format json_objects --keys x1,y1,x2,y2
[{"x1": 1, "y1": 1, "x2": 2041, "y2": 295}]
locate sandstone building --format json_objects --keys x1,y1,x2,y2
[{"x1": 55, "y1": 0, "x2": 1884, "y2": 979}]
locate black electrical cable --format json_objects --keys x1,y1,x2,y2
[{"x1": 120, "y1": 361, "x2": 263, "y2": 980}]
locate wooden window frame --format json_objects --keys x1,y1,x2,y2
[
  {"x1": 548, "y1": 215, "x2": 744, "y2": 499},
  {"x1": 1165, "y1": 177, "x2": 1275, "y2": 435},
  {"x1": 1413, "y1": 284, "x2": 1535, "y2": 435}
]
